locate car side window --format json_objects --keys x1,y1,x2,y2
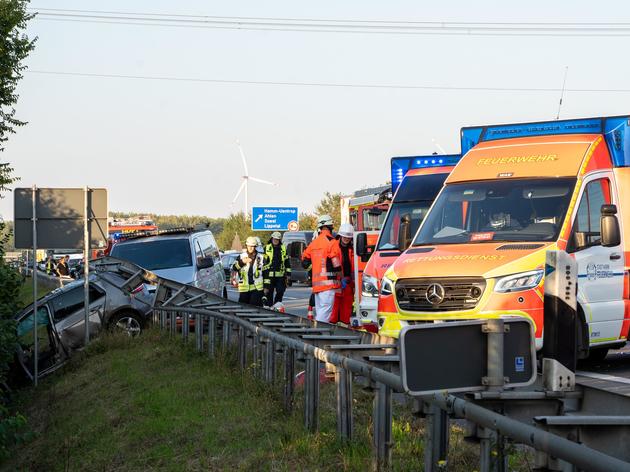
[
  {"x1": 51, "y1": 284, "x2": 105, "y2": 321},
  {"x1": 197, "y1": 234, "x2": 220, "y2": 262},
  {"x1": 195, "y1": 239, "x2": 204, "y2": 262},
  {"x1": 570, "y1": 178, "x2": 611, "y2": 250}
]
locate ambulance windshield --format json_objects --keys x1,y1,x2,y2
[{"x1": 412, "y1": 178, "x2": 576, "y2": 245}]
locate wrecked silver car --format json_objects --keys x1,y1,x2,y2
[{"x1": 14, "y1": 271, "x2": 154, "y2": 380}]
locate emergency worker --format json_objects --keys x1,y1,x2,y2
[
  {"x1": 301, "y1": 215, "x2": 340, "y2": 322},
  {"x1": 232, "y1": 236, "x2": 265, "y2": 306},
  {"x1": 263, "y1": 231, "x2": 291, "y2": 306},
  {"x1": 45, "y1": 255, "x2": 56, "y2": 276},
  {"x1": 329, "y1": 223, "x2": 355, "y2": 325}
]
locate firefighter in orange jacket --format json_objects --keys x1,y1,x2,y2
[
  {"x1": 329, "y1": 223, "x2": 355, "y2": 325},
  {"x1": 301, "y1": 215, "x2": 340, "y2": 322}
]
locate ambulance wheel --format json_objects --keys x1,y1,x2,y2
[{"x1": 587, "y1": 348, "x2": 609, "y2": 362}]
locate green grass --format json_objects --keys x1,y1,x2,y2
[
  {"x1": 1, "y1": 330, "x2": 533, "y2": 471},
  {"x1": 17, "y1": 277, "x2": 52, "y2": 309}
]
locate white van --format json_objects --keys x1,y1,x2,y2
[{"x1": 110, "y1": 229, "x2": 225, "y2": 295}]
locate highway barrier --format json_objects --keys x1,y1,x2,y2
[{"x1": 93, "y1": 257, "x2": 630, "y2": 472}]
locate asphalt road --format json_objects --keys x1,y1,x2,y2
[
  {"x1": 578, "y1": 344, "x2": 630, "y2": 382},
  {"x1": 226, "y1": 282, "x2": 312, "y2": 317}
]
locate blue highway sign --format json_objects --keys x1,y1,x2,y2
[{"x1": 252, "y1": 207, "x2": 299, "y2": 231}]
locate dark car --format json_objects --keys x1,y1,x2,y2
[
  {"x1": 13, "y1": 271, "x2": 154, "y2": 381},
  {"x1": 282, "y1": 231, "x2": 314, "y2": 285}
]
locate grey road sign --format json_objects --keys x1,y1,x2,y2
[
  {"x1": 400, "y1": 317, "x2": 536, "y2": 396},
  {"x1": 14, "y1": 187, "x2": 108, "y2": 249}
]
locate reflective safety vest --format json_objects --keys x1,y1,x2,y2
[
  {"x1": 232, "y1": 252, "x2": 265, "y2": 292},
  {"x1": 263, "y1": 243, "x2": 291, "y2": 279},
  {"x1": 302, "y1": 229, "x2": 341, "y2": 293}
]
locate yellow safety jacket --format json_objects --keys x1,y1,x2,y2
[
  {"x1": 263, "y1": 243, "x2": 291, "y2": 284},
  {"x1": 232, "y1": 252, "x2": 265, "y2": 293}
]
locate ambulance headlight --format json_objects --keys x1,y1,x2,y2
[
  {"x1": 494, "y1": 270, "x2": 543, "y2": 293},
  {"x1": 362, "y1": 274, "x2": 379, "y2": 298},
  {"x1": 380, "y1": 276, "x2": 394, "y2": 296}
]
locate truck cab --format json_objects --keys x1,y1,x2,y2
[
  {"x1": 378, "y1": 115, "x2": 630, "y2": 358},
  {"x1": 355, "y1": 155, "x2": 460, "y2": 330}
]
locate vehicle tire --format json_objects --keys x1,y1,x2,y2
[
  {"x1": 108, "y1": 311, "x2": 144, "y2": 337},
  {"x1": 587, "y1": 347, "x2": 609, "y2": 362}
]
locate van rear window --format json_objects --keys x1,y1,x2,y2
[{"x1": 111, "y1": 239, "x2": 192, "y2": 270}]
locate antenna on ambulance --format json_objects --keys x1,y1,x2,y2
[
  {"x1": 556, "y1": 66, "x2": 569, "y2": 120},
  {"x1": 431, "y1": 138, "x2": 447, "y2": 155}
]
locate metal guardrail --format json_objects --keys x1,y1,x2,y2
[{"x1": 94, "y1": 257, "x2": 630, "y2": 472}]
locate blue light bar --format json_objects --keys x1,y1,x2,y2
[
  {"x1": 460, "y1": 115, "x2": 630, "y2": 167},
  {"x1": 391, "y1": 154, "x2": 461, "y2": 193}
]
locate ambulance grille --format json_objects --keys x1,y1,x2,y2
[{"x1": 394, "y1": 278, "x2": 486, "y2": 312}]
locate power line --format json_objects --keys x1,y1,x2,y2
[
  {"x1": 28, "y1": 9, "x2": 630, "y2": 36},
  {"x1": 26, "y1": 69, "x2": 630, "y2": 93},
  {"x1": 30, "y1": 7, "x2": 630, "y2": 27}
]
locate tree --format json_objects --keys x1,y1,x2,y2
[
  {"x1": 298, "y1": 212, "x2": 317, "y2": 232},
  {"x1": 315, "y1": 192, "x2": 342, "y2": 230},
  {"x1": 215, "y1": 212, "x2": 273, "y2": 251},
  {"x1": 0, "y1": 0, "x2": 35, "y2": 155},
  {"x1": 0, "y1": 0, "x2": 35, "y2": 459}
]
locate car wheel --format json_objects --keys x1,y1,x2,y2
[{"x1": 109, "y1": 311, "x2": 144, "y2": 337}]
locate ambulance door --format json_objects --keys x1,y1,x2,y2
[{"x1": 569, "y1": 174, "x2": 625, "y2": 345}]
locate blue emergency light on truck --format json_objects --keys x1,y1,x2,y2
[
  {"x1": 391, "y1": 154, "x2": 461, "y2": 193},
  {"x1": 460, "y1": 115, "x2": 630, "y2": 167}
]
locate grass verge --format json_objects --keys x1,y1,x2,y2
[{"x1": 1, "y1": 329, "x2": 533, "y2": 471}]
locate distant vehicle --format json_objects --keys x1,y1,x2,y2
[
  {"x1": 220, "y1": 252, "x2": 240, "y2": 279},
  {"x1": 282, "y1": 231, "x2": 314, "y2": 284},
  {"x1": 13, "y1": 272, "x2": 153, "y2": 380},
  {"x1": 110, "y1": 228, "x2": 225, "y2": 295}
]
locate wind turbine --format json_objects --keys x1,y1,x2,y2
[{"x1": 231, "y1": 139, "x2": 278, "y2": 216}]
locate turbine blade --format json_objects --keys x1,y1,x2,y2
[
  {"x1": 236, "y1": 139, "x2": 249, "y2": 176},
  {"x1": 249, "y1": 176, "x2": 278, "y2": 186},
  {"x1": 232, "y1": 179, "x2": 247, "y2": 203}
]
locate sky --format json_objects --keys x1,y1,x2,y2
[{"x1": 1, "y1": 0, "x2": 630, "y2": 220}]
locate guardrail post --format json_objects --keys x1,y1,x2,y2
[
  {"x1": 283, "y1": 347, "x2": 295, "y2": 412},
  {"x1": 252, "y1": 334, "x2": 261, "y2": 377},
  {"x1": 423, "y1": 402, "x2": 449, "y2": 471},
  {"x1": 182, "y1": 312, "x2": 189, "y2": 341},
  {"x1": 169, "y1": 309, "x2": 176, "y2": 335},
  {"x1": 208, "y1": 316, "x2": 216, "y2": 359},
  {"x1": 195, "y1": 314, "x2": 203, "y2": 352},
  {"x1": 373, "y1": 381, "x2": 393, "y2": 470},
  {"x1": 335, "y1": 366, "x2": 353, "y2": 441},
  {"x1": 160, "y1": 309, "x2": 166, "y2": 330},
  {"x1": 264, "y1": 339, "x2": 276, "y2": 384},
  {"x1": 238, "y1": 326, "x2": 247, "y2": 370},
  {"x1": 304, "y1": 355, "x2": 320, "y2": 432},
  {"x1": 222, "y1": 320, "x2": 231, "y2": 348}
]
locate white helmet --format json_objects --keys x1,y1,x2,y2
[
  {"x1": 337, "y1": 223, "x2": 354, "y2": 238},
  {"x1": 245, "y1": 236, "x2": 258, "y2": 247},
  {"x1": 316, "y1": 214, "x2": 334, "y2": 229},
  {"x1": 271, "y1": 231, "x2": 282, "y2": 240}
]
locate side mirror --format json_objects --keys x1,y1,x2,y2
[
  {"x1": 356, "y1": 232, "x2": 368, "y2": 257},
  {"x1": 398, "y1": 215, "x2": 412, "y2": 251},
  {"x1": 601, "y1": 204, "x2": 621, "y2": 247},
  {"x1": 197, "y1": 257, "x2": 214, "y2": 270}
]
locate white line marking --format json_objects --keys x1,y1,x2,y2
[{"x1": 576, "y1": 370, "x2": 630, "y2": 386}]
